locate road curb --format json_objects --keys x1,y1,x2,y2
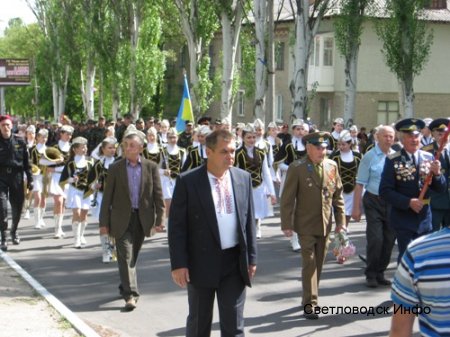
[{"x1": 0, "y1": 250, "x2": 101, "y2": 337}]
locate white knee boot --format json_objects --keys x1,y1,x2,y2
[
  {"x1": 72, "y1": 222, "x2": 81, "y2": 248},
  {"x1": 38, "y1": 207, "x2": 47, "y2": 228},
  {"x1": 100, "y1": 234, "x2": 112, "y2": 263},
  {"x1": 256, "y1": 219, "x2": 262, "y2": 239},
  {"x1": 80, "y1": 221, "x2": 87, "y2": 246},
  {"x1": 54, "y1": 214, "x2": 65, "y2": 238},
  {"x1": 34, "y1": 208, "x2": 42, "y2": 229},
  {"x1": 290, "y1": 232, "x2": 301, "y2": 252}
]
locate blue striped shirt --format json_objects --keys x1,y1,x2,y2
[{"x1": 391, "y1": 227, "x2": 450, "y2": 337}]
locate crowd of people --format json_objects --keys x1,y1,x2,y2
[{"x1": 0, "y1": 112, "x2": 449, "y2": 336}]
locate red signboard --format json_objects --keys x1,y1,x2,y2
[{"x1": 0, "y1": 59, "x2": 31, "y2": 86}]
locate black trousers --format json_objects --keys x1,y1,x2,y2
[
  {"x1": 0, "y1": 171, "x2": 25, "y2": 234},
  {"x1": 431, "y1": 208, "x2": 450, "y2": 232},
  {"x1": 186, "y1": 246, "x2": 246, "y2": 337},
  {"x1": 363, "y1": 192, "x2": 396, "y2": 280}
]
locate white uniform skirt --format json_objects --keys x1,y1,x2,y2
[
  {"x1": 161, "y1": 176, "x2": 176, "y2": 200},
  {"x1": 253, "y1": 184, "x2": 272, "y2": 220},
  {"x1": 32, "y1": 174, "x2": 44, "y2": 193},
  {"x1": 91, "y1": 191, "x2": 103, "y2": 220},
  {"x1": 66, "y1": 185, "x2": 92, "y2": 210},
  {"x1": 343, "y1": 191, "x2": 354, "y2": 216},
  {"x1": 48, "y1": 172, "x2": 67, "y2": 197}
]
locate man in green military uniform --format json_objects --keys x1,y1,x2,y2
[
  {"x1": 280, "y1": 131, "x2": 346, "y2": 319},
  {"x1": 177, "y1": 120, "x2": 194, "y2": 149}
]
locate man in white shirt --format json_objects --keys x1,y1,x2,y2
[{"x1": 169, "y1": 129, "x2": 257, "y2": 337}]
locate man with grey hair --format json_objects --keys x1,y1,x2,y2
[
  {"x1": 100, "y1": 132, "x2": 165, "y2": 310},
  {"x1": 352, "y1": 125, "x2": 397, "y2": 288}
]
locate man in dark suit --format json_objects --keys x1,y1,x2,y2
[
  {"x1": 100, "y1": 131, "x2": 165, "y2": 311},
  {"x1": 380, "y1": 118, "x2": 445, "y2": 262},
  {"x1": 169, "y1": 129, "x2": 257, "y2": 337}
]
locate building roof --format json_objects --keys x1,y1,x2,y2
[{"x1": 263, "y1": 0, "x2": 450, "y2": 24}]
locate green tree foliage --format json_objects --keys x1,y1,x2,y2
[
  {"x1": 375, "y1": 0, "x2": 433, "y2": 116},
  {"x1": 376, "y1": 0, "x2": 433, "y2": 80}
]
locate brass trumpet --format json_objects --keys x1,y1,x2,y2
[
  {"x1": 43, "y1": 147, "x2": 64, "y2": 163},
  {"x1": 31, "y1": 164, "x2": 41, "y2": 176}
]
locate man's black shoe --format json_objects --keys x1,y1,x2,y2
[
  {"x1": 376, "y1": 277, "x2": 391, "y2": 286},
  {"x1": 303, "y1": 312, "x2": 319, "y2": 320},
  {"x1": 0, "y1": 239, "x2": 7, "y2": 252},
  {"x1": 11, "y1": 232, "x2": 20, "y2": 245},
  {"x1": 366, "y1": 278, "x2": 378, "y2": 288}
]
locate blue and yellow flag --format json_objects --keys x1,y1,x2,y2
[{"x1": 175, "y1": 74, "x2": 194, "y2": 133}]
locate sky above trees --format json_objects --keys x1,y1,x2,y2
[{"x1": 0, "y1": 0, "x2": 35, "y2": 35}]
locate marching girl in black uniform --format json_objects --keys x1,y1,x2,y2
[
  {"x1": 160, "y1": 128, "x2": 186, "y2": 229},
  {"x1": 158, "y1": 119, "x2": 170, "y2": 147},
  {"x1": 59, "y1": 137, "x2": 94, "y2": 248},
  {"x1": 23, "y1": 125, "x2": 36, "y2": 220},
  {"x1": 45, "y1": 125, "x2": 73, "y2": 238},
  {"x1": 235, "y1": 124, "x2": 276, "y2": 239},
  {"x1": 265, "y1": 121, "x2": 282, "y2": 184},
  {"x1": 330, "y1": 130, "x2": 362, "y2": 226},
  {"x1": 86, "y1": 137, "x2": 117, "y2": 262},
  {"x1": 30, "y1": 128, "x2": 48, "y2": 229},
  {"x1": 143, "y1": 127, "x2": 163, "y2": 164}
]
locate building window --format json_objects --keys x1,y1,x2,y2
[
  {"x1": 377, "y1": 101, "x2": 399, "y2": 125},
  {"x1": 237, "y1": 90, "x2": 245, "y2": 117},
  {"x1": 323, "y1": 37, "x2": 334, "y2": 66},
  {"x1": 424, "y1": 0, "x2": 446, "y2": 9},
  {"x1": 276, "y1": 95, "x2": 283, "y2": 120},
  {"x1": 314, "y1": 37, "x2": 320, "y2": 66},
  {"x1": 275, "y1": 42, "x2": 285, "y2": 70}
]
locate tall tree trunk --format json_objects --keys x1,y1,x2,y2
[
  {"x1": 85, "y1": 57, "x2": 96, "y2": 119},
  {"x1": 343, "y1": 47, "x2": 359, "y2": 124},
  {"x1": 98, "y1": 70, "x2": 104, "y2": 118},
  {"x1": 220, "y1": 2, "x2": 243, "y2": 121},
  {"x1": 291, "y1": 0, "x2": 330, "y2": 120},
  {"x1": 175, "y1": 0, "x2": 201, "y2": 115},
  {"x1": 400, "y1": 17, "x2": 414, "y2": 118},
  {"x1": 397, "y1": 80, "x2": 405, "y2": 118},
  {"x1": 51, "y1": 72, "x2": 59, "y2": 122},
  {"x1": 60, "y1": 64, "x2": 69, "y2": 119},
  {"x1": 254, "y1": 0, "x2": 267, "y2": 121},
  {"x1": 112, "y1": 81, "x2": 120, "y2": 120},
  {"x1": 402, "y1": 77, "x2": 415, "y2": 118},
  {"x1": 266, "y1": 0, "x2": 275, "y2": 123},
  {"x1": 129, "y1": 3, "x2": 139, "y2": 118},
  {"x1": 291, "y1": 10, "x2": 311, "y2": 119}
]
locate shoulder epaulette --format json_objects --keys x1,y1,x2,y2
[
  {"x1": 293, "y1": 158, "x2": 306, "y2": 167},
  {"x1": 388, "y1": 151, "x2": 401, "y2": 160},
  {"x1": 421, "y1": 144, "x2": 433, "y2": 153}
]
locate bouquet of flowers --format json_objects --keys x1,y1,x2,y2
[{"x1": 332, "y1": 229, "x2": 356, "y2": 264}]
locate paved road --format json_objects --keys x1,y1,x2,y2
[{"x1": 6, "y1": 206, "x2": 419, "y2": 337}]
